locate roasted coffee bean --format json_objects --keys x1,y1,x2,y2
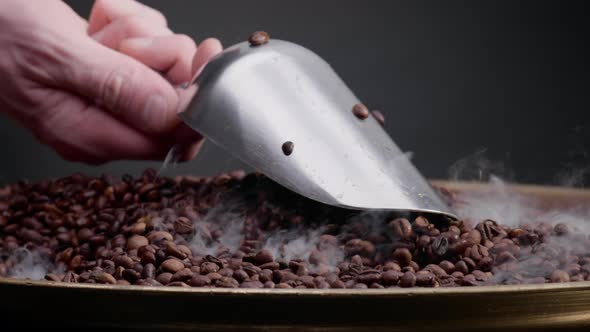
[
  {"x1": 241, "y1": 280, "x2": 264, "y2": 288},
  {"x1": 399, "y1": 272, "x2": 416, "y2": 288},
  {"x1": 161, "y1": 259, "x2": 184, "y2": 273},
  {"x1": 415, "y1": 271, "x2": 436, "y2": 287},
  {"x1": 200, "y1": 262, "x2": 220, "y2": 274},
  {"x1": 390, "y1": 218, "x2": 412, "y2": 239},
  {"x1": 45, "y1": 273, "x2": 61, "y2": 282},
  {"x1": 142, "y1": 263, "x2": 156, "y2": 280},
  {"x1": 352, "y1": 103, "x2": 369, "y2": 120},
  {"x1": 113, "y1": 255, "x2": 134, "y2": 269},
  {"x1": 392, "y1": 248, "x2": 412, "y2": 267},
  {"x1": 281, "y1": 141, "x2": 294, "y2": 156},
  {"x1": 381, "y1": 270, "x2": 403, "y2": 286},
  {"x1": 371, "y1": 110, "x2": 385, "y2": 126},
  {"x1": 156, "y1": 272, "x2": 173, "y2": 285},
  {"x1": 431, "y1": 236, "x2": 449, "y2": 256},
  {"x1": 550, "y1": 270, "x2": 570, "y2": 283},
  {"x1": 216, "y1": 276, "x2": 239, "y2": 288},
  {"x1": 174, "y1": 217, "x2": 193, "y2": 234},
  {"x1": 248, "y1": 31, "x2": 270, "y2": 46},
  {"x1": 345, "y1": 239, "x2": 376, "y2": 257},
  {"x1": 254, "y1": 250, "x2": 274, "y2": 265},
  {"x1": 127, "y1": 235, "x2": 148, "y2": 250},
  {"x1": 171, "y1": 268, "x2": 194, "y2": 282}
]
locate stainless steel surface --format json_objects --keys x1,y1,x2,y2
[{"x1": 178, "y1": 39, "x2": 456, "y2": 218}]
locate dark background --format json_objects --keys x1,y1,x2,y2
[{"x1": 0, "y1": 0, "x2": 588, "y2": 187}]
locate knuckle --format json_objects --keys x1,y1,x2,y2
[
  {"x1": 175, "y1": 34, "x2": 197, "y2": 50},
  {"x1": 148, "y1": 10, "x2": 167, "y2": 27},
  {"x1": 99, "y1": 65, "x2": 135, "y2": 114}
]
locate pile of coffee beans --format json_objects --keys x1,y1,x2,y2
[{"x1": 1, "y1": 169, "x2": 589, "y2": 289}]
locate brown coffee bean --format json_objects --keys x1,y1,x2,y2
[
  {"x1": 554, "y1": 223, "x2": 569, "y2": 236},
  {"x1": 241, "y1": 280, "x2": 264, "y2": 288},
  {"x1": 63, "y1": 271, "x2": 78, "y2": 283},
  {"x1": 352, "y1": 103, "x2": 369, "y2": 120},
  {"x1": 216, "y1": 276, "x2": 239, "y2": 288},
  {"x1": 248, "y1": 31, "x2": 270, "y2": 46},
  {"x1": 550, "y1": 270, "x2": 570, "y2": 283},
  {"x1": 161, "y1": 259, "x2": 184, "y2": 273},
  {"x1": 113, "y1": 255, "x2": 134, "y2": 269},
  {"x1": 127, "y1": 235, "x2": 148, "y2": 250},
  {"x1": 45, "y1": 273, "x2": 61, "y2": 282},
  {"x1": 381, "y1": 271, "x2": 403, "y2": 286},
  {"x1": 174, "y1": 217, "x2": 193, "y2": 234},
  {"x1": 392, "y1": 248, "x2": 412, "y2": 267},
  {"x1": 399, "y1": 272, "x2": 416, "y2": 287},
  {"x1": 275, "y1": 283, "x2": 293, "y2": 289},
  {"x1": 455, "y1": 260, "x2": 469, "y2": 275},
  {"x1": 171, "y1": 268, "x2": 194, "y2": 282},
  {"x1": 166, "y1": 242, "x2": 188, "y2": 259},
  {"x1": 156, "y1": 272, "x2": 173, "y2": 285},
  {"x1": 96, "y1": 272, "x2": 117, "y2": 284},
  {"x1": 142, "y1": 263, "x2": 156, "y2": 280},
  {"x1": 281, "y1": 141, "x2": 294, "y2": 156},
  {"x1": 147, "y1": 231, "x2": 173, "y2": 243},
  {"x1": 461, "y1": 274, "x2": 478, "y2": 286},
  {"x1": 233, "y1": 269, "x2": 250, "y2": 283},
  {"x1": 390, "y1": 218, "x2": 412, "y2": 239},
  {"x1": 371, "y1": 110, "x2": 385, "y2": 126},
  {"x1": 416, "y1": 271, "x2": 436, "y2": 287},
  {"x1": 345, "y1": 239, "x2": 376, "y2": 257},
  {"x1": 200, "y1": 262, "x2": 220, "y2": 274},
  {"x1": 439, "y1": 261, "x2": 455, "y2": 274},
  {"x1": 383, "y1": 262, "x2": 401, "y2": 272},
  {"x1": 254, "y1": 250, "x2": 274, "y2": 265}
]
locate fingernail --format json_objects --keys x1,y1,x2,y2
[
  {"x1": 143, "y1": 95, "x2": 167, "y2": 129},
  {"x1": 124, "y1": 37, "x2": 153, "y2": 49}
]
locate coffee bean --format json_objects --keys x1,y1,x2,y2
[
  {"x1": 216, "y1": 276, "x2": 239, "y2": 288},
  {"x1": 127, "y1": 235, "x2": 148, "y2": 250},
  {"x1": 390, "y1": 218, "x2": 412, "y2": 239},
  {"x1": 281, "y1": 141, "x2": 294, "y2": 156},
  {"x1": 174, "y1": 217, "x2": 193, "y2": 234},
  {"x1": 352, "y1": 103, "x2": 369, "y2": 120},
  {"x1": 254, "y1": 250, "x2": 274, "y2": 265},
  {"x1": 96, "y1": 272, "x2": 117, "y2": 284},
  {"x1": 415, "y1": 271, "x2": 436, "y2": 287},
  {"x1": 399, "y1": 272, "x2": 416, "y2": 287},
  {"x1": 371, "y1": 110, "x2": 385, "y2": 126},
  {"x1": 45, "y1": 273, "x2": 61, "y2": 282},
  {"x1": 392, "y1": 248, "x2": 412, "y2": 267},
  {"x1": 142, "y1": 263, "x2": 156, "y2": 280},
  {"x1": 248, "y1": 31, "x2": 269, "y2": 46},
  {"x1": 156, "y1": 272, "x2": 173, "y2": 285},
  {"x1": 550, "y1": 270, "x2": 570, "y2": 283},
  {"x1": 241, "y1": 280, "x2": 264, "y2": 288},
  {"x1": 171, "y1": 268, "x2": 194, "y2": 282},
  {"x1": 161, "y1": 259, "x2": 184, "y2": 273}
]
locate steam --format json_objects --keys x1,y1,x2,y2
[
  {"x1": 4, "y1": 247, "x2": 62, "y2": 280},
  {"x1": 450, "y1": 149, "x2": 590, "y2": 284}
]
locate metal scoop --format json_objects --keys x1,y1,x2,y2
[{"x1": 177, "y1": 34, "x2": 457, "y2": 219}]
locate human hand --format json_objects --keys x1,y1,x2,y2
[{"x1": 0, "y1": 0, "x2": 222, "y2": 164}]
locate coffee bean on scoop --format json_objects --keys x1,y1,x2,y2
[
  {"x1": 352, "y1": 103, "x2": 369, "y2": 120},
  {"x1": 282, "y1": 141, "x2": 294, "y2": 156},
  {"x1": 249, "y1": 31, "x2": 270, "y2": 46}
]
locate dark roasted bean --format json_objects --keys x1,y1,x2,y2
[
  {"x1": 248, "y1": 31, "x2": 270, "y2": 46},
  {"x1": 352, "y1": 103, "x2": 369, "y2": 120},
  {"x1": 281, "y1": 141, "x2": 294, "y2": 156}
]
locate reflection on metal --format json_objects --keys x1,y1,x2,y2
[{"x1": 178, "y1": 39, "x2": 456, "y2": 218}]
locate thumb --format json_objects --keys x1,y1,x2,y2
[{"x1": 58, "y1": 37, "x2": 181, "y2": 135}]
